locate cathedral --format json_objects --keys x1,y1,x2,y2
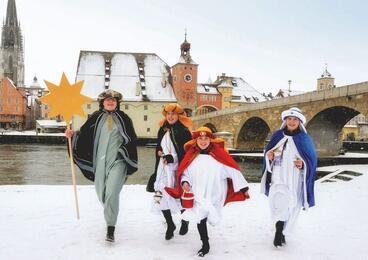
[
  {"x1": 0, "y1": 0, "x2": 27, "y2": 130},
  {"x1": 0, "y1": 0, "x2": 24, "y2": 87}
]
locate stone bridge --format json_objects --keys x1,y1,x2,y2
[{"x1": 192, "y1": 81, "x2": 368, "y2": 156}]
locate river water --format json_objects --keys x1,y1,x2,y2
[{"x1": 0, "y1": 144, "x2": 263, "y2": 185}]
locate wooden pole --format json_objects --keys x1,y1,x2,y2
[{"x1": 67, "y1": 125, "x2": 80, "y2": 220}]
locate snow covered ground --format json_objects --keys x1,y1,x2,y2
[{"x1": 1, "y1": 165, "x2": 368, "y2": 260}]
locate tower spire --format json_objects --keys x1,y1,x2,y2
[
  {"x1": 0, "y1": 0, "x2": 24, "y2": 87},
  {"x1": 5, "y1": 0, "x2": 18, "y2": 27},
  {"x1": 180, "y1": 30, "x2": 193, "y2": 63}
]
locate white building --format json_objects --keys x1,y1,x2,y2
[{"x1": 74, "y1": 50, "x2": 176, "y2": 139}]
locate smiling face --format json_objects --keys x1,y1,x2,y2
[
  {"x1": 166, "y1": 111, "x2": 179, "y2": 125},
  {"x1": 196, "y1": 136, "x2": 211, "y2": 150},
  {"x1": 103, "y1": 97, "x2": 118, "y2": 111},
  {"x1": 286, "y1": 116, "x2": 300, "y2": 131}
]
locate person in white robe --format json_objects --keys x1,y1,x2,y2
[
  {"x1": 151, "y1": 103, "x2": 192, "y2": 240},
  {"x1": 260, "y1": 107, "x2": 317, "y2": 247},
  {"x1": 166, "y1": 127, "x2": 249, "y2": 257}
]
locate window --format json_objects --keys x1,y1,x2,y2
[
  {"x1": 87, "y1": 104, "x2": 91, "y2": 109},
  {"x1": 147, "y1": 128, "x2": 150, "y2": 133},
  {"x1": 144, "y1": 105, "x2": 148, "y2": 110},
  {"x1": 144, "y1": 115, "x2": 148, "y2": 121},
  {"x1": 125, "y1": 104, "x2": 129, "y2": 110}
]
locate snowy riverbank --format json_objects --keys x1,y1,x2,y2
[{"x1": 1, "y1": 165, "x2": 368, "y2": 260}]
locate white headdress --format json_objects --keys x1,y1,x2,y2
[{"x1": 280, "y1": 107, "x2": 307, "y2": 132}]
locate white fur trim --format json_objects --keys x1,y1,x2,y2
[{"x1": 281, "y1": 107, "x2": 306, "y2": 124}]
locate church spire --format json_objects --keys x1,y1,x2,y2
[
  {"x1": 5, "y1": 0, "x2": 18, "y2": 27},
  {"x1": 0, "y1": 0, "x2": 24, "y2": 87}
]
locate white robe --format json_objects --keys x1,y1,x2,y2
[
  {"x1": 261, "y1": 135, "x2": 307, "y2": 233},
  {"x1": 153, "y1": 131, "x2": 181, "y2": 213},
  {"x1": 181, "y1": 154, "x2": 248, "y2": 225}
]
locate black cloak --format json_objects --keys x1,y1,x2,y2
[{"x1": 72, "y1": 110, "x2": 138, "y2": 181}]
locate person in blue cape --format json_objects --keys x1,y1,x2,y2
[{"x1": 260, "y1": 107, "x2": 317, "y2": 248}]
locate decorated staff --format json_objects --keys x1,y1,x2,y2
[
  {"x1": 40, "y1": 73, "x2": 92, "y2": 220},
  {"x1": 65, "y1": 89, "x2": 138, "y2": 243},
  {"x1": 260, "y1": 107, "x2": 317, "y2": 248}
]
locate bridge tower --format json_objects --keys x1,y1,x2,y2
[
  {"x1": 317, "y1": 66, "x2": 335, "y2": 91},
  {"x1": 171, "y1": 32, "x2": 198, "y2": 116}
]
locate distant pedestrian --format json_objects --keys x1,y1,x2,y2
[
  {"x1": 65, "y1": 89, "x2": 138, "y2": 243},
  {"x1": 148, "y1": 103, "x2": 192, "y2": 240},
  {"x1": 166, "y1": 127, "x2": 249, "y2": 257},
  {"x1": 261, "y1": 107, "x2": 317, "y2": 247}
]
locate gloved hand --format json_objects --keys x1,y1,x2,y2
[{"x1": 163, "y1": 154, "x2": 174, "y2": 164}]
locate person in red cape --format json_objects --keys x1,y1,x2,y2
[{"x1": 165, "y1": 127, "x2": 250, "y2": 257}]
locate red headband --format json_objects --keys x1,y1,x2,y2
[{"x1": 192, "y1": 130, "x2": 213, "y2": 139}]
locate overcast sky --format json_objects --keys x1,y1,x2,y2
[{"x1": 2, "y1": 0, "x2": 368, "y2": 93}]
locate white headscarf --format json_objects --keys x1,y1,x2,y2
[{"x1": 280, "y1": 107, "x2": 307, "y2": 133}]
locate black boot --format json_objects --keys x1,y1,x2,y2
[
  {"x1": 106, "y1": 226, "x2": 115, "y2": 242},
  {"x1": 197, "y1": 218, "x2": 210, "y2": 257},
  {"x1": 281, "y1": 234, "x2": 286, "y2": 244},
  {"x1": 179, "y1": 210, "x2": 189, "y2": 235},
  {"x1": 162, "y1": 210, "x2": 176, "y2": 240},
  {"x1": 273, "y1": 221, "x2": 284, "y2": 248},
  {"x1": 179, "y1": 220, "x2": 189, "y2": 235}
]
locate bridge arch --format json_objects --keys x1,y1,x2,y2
[
  {"x1": 195, "y1": 105, "x2": 218, "y2": 116},
  {"x1": 236, "y1": 117, "x2": 270, "y2": 151},
  {"x1": 306, "y1": 106, "x2": 360, "y2": 155}
]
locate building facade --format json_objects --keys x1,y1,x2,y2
[
  {"x1": 0, "y1": 77, "x2": 27, "y2": 129},
  {"x1": 74, "y1": 51, "x2": 176, "y2": 139},
  {"x1": 171, "y1": 36, "x2": 268, "y2": 116},
  {"x1": 317, "y1": 67, "x2": 335, "y2": 91}
]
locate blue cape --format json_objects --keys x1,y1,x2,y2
[{"x1": 262, "y1": 129, "x2": 317, "y2": 207}]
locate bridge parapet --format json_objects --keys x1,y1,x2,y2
[
  {"x1": 192, "y1": 81, "x2": 368, "y2": 156},
  {"x1": 193, "y1": 81, "x2": 368, "y2": 121}
]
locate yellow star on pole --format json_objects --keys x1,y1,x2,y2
[{"x1": 40, "y1": 73, "x2": 92, "y2": 126}]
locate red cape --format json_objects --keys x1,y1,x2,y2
[{"x1": 165, "y1": 142, "x2": 249, "y2": 205}]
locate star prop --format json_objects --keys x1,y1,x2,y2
[{"x1": 40, "y1": 73, "x2": 92, "y2": 126}]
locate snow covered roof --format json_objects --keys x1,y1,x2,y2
[
  {"x1": 215, "y1": 76, "x2": 267, "y2": 103},
  {"x1": 197, "y1": 84, "x2": 219, "y2": 94},
  {"x1": 76, "y1": 51, "x2": 176, "y2": 102},
  {"x1": 274, "y1": 89, "x2": 306, "y2": 98},
  {"x1": 36, "y1": 120, "x2": 66, "y2": 128},
  {"x1": 218, "y1": 79, "x2": 233, "y2": 88},
  {"x1": 177, "y1": 56, "x2": 197, "y2": 65},
  {"x1": 29, "y1": 76, "x2": 42, "y2": 89}
]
